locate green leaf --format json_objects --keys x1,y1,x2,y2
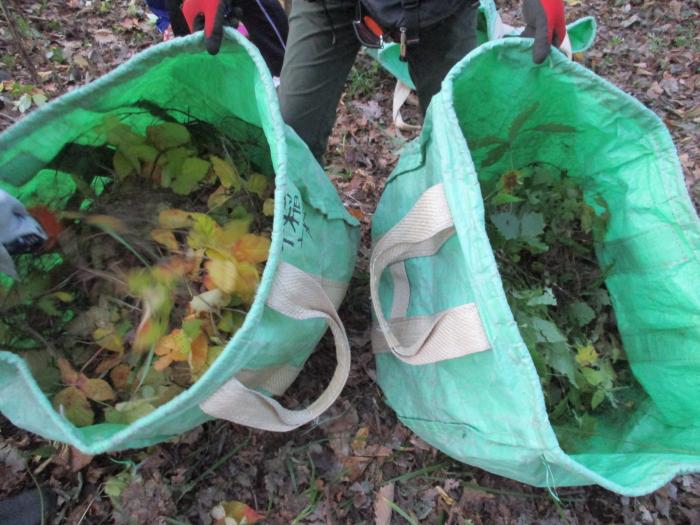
[
  {"x1": 16, "y1": 93, "x2": 32, "y2": 113},
  {"x1": 581, "y1": 367, "x2": 602, "y2": 386},
  {"x1": 106, "y1": 399, "x2": 156, "y2": 424},
  {"x1": 146, "y1": 122, "x2": 191, "y2": 150},
  {"x1": 520, "y1": 212, "x2": 545, "y2": 239},
  {"x1": 508, "y1": 101, "x2": 540, "y2": 142},
  {"x1": 526, "y1": 123, "x2": 577, "y2": 133},
  {"x1": 480, "y1": 143, "x2": 510, "y2": 168},
  {"x1": 32, "y1": 93, "x2": 48, "y2": 107},
  {"x1": 171, "y1": 157, "x2": 210, "y2": 195},
  {"x1": 591, "y1": 389, "x2": 605, "y2": 409},
  {"x1": 182, "y1": 318, "x2": 203, "y2": 340},
  {"x1": 246, "y1": 173, "x2": 269, "y2": 198},
  {"x1": 569, "y1": 301, "x2": 596, "y2": 327},
  {"x1": 113, "y1": 151, "x2": 136, "y2": 180},
  {"x1": 490, "y1": 211, "x2": 520, "y2": 240},
  {"x1": 104, "y1": 471, "x2": 132, "y2": 501},
  {"x1": 532, "y1": 318, "x2": 566, "y2": 343},
  {"x1": 526, "y1": 287, "x2": 557, "y2": 306},
  {"x1": 545, "y1": 343, "x2": 577, "y2": 384},
  {"x1": 37, "y1": 296, "x2": 62, "y2": 317},
  {"x1": 490, "y1": 192, "x2": 523, "y2": 206},
  {"x1": 467, "y1": 135, "x2": 508, "y2": 150}
]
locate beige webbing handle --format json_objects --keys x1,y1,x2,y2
[
  {"x1": 370, "y1": 184, "x2": 490, "y2": 365},
  {"x1": 200, "y1": 262, "x2": 351, "y2": 432}
]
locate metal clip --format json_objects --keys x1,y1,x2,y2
[{"x1": 400, "y1": 27, "x2": 407, "y2": 61}]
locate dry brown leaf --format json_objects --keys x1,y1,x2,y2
[{"x1": 373, "y1": 483, "x2": 395, "y2": 525}]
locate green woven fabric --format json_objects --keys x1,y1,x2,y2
[
  {"x1": 372, "y1": 38, "x2": 700, "y2": 496},
  {"x1": 0, "y1": 30, "x2": 359, "y2": 454}
]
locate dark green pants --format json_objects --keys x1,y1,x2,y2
[{"x1": 278, "y1": 0, "x2": 479, "y2": 161}]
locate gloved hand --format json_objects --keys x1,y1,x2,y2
[
  {"x1": 181, "y1": 0, "x2": 242, "y2": 55},
  {"x1": 521, "y1": 0, "x2": 568, "y2": 64}
]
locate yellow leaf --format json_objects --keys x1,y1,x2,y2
[
  {"x1": 159, "y1": 209, "x2": 192, "y2": 230},
  {"x1": 187, "y1": 213, "x2": 222, "y2": 250},
  {"x1": 205, "y1": 345, "x2": 225, "y2": 369},
  {"x1": 108, "y1": 399, "x2": 156, "y2": 424},
  {"x1": 207, "y1": 185, "x2": 230, "y2": 210},
  {"x1": 133, "y1": 314, "x2": 168, "y2": 353},
  {"x1": 206, "y1": 258, "x2": 238, "y2": 294},
  {"x1": 102, "y1": 118, "x2": 145, "y2": 148},
  {"x1": 93, "y1": 325, "x2": 124, "y2": 353},
  {"x1": 171, "y1": 157, "x2": 210, "y2": 195},
  {"x1": 219, "y1": 218, "x2": 251, "y2": 246},
  {"x1": 146, "y1": 122, "x2": 191, "y2": 150},
  {"x1": 161, "y1": 146, "x2": 192, "y2": 188},
  {"x1": 217, "y1": 311, "x2": 245, "y2": 334},
  {"x1": 262, "y1": 198, "x2": 275, "y2": 217},
  {"x1": 210, "y1": 155, "x2": 241, "y2": 189},
  {"x1": 233, "y1": 234, "x2": 270, "y2": 264},
  {"x1": 246, "y1": 173, "x2": 269, "y2": 198},
  {"x1": 575, "y1": 344, "x2": 599, "y2": 367},
  {"x1": 235, "y1": 262, "x2": 260, "y2": 304},
  {"x1": 151, "y1": 228, "x2": 180, "y2": 251},
  {"x1": 132, "y1": 144, "x2": 159, "y2": 162},
  {"x1": 81, "y1": 378, "x2": 116, "y2": 402},
  {"x1": 220, "y1": 501, "x2": 264, "y2": 524},
  {"x1": 113, "y1": 151, "x2": 135, "y2": 180},
  {"x1": 53, "y1": 387, "x2": 94, "y2": 427},
  {"x1": 52, "y1": 291, "x2": 74, "y2": 303},
  {"x1": 189, "y1": 333, "x2": 208, "y2": 373},
  {"x1": 190, "y1": 289, "x2": 230, "y2": 314},
  {"x1": 154, "y1": 329, "x2": 189, "y2": 371}
]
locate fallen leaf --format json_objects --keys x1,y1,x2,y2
[
  {"x1": 53, "y1": 386, "x2": 94, "y2": 427},
  {"x1": 232, "y1": 234, "x2": 270, "y2": 264},
  {"x1": 151, "y1": 228, "x2": 180, "y2": 251},
  {"x1": 81, "y1": 378, "x2": 116, "y2": 402},
  {"x1": 206, "y1": 258, "x2": 238, "y2": 294},
  {"x1": 373, "y1": 483, "x2": 395, "y2": 525}
]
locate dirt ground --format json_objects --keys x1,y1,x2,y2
[{"x1": 1, "y1": 0, "x2": 699, "y2": 523}]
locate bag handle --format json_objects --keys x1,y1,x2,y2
[
  {"x1": 370, "y1": 183, "x2": 490, "y2": 365},
  {"x1": 200, "y1": 262, "x2": 351, "y2": 432}
]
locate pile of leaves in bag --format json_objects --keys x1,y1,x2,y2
[
  {"x1": 0, "y1": 111, "x2": 274, "y2": 428},
  {"x1": 475, "y1": 115, "x2": 640, "y2": 448}
]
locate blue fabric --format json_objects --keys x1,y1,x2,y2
[{"x1": 145, "y1": 0, "x2": 171, "y2": 32}]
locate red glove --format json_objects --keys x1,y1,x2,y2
[
  {"x1": 521, "y1": 0, "x2": 567, "y2": 64},
  {"x1": 182, "y1": 0, "x2": 229, "y2": 55}
]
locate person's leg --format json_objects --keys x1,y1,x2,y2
[
  {"x1": 407, "y1": 0, "x2": 479, "y2": 113},
  {"x1": 278, "y1": 0, "x2": 360, "y2": 161},
  {"x1": 237, "y1": 0, "x2": 289, "y2": 76}
]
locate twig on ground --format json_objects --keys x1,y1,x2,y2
[
  {"x1": 0, "y1": 112, "x2": 17, "y2": 124},
  {"x1": 0, "y1": 0, "x2": 41, "y2": 85}
]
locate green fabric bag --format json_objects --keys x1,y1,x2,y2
[
  {"x1": 370, "y1": 38, "x2": 700, "y2": 495},
  {"x1": 0, "y1": 30, "x2": 359, "y2": 454}
]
